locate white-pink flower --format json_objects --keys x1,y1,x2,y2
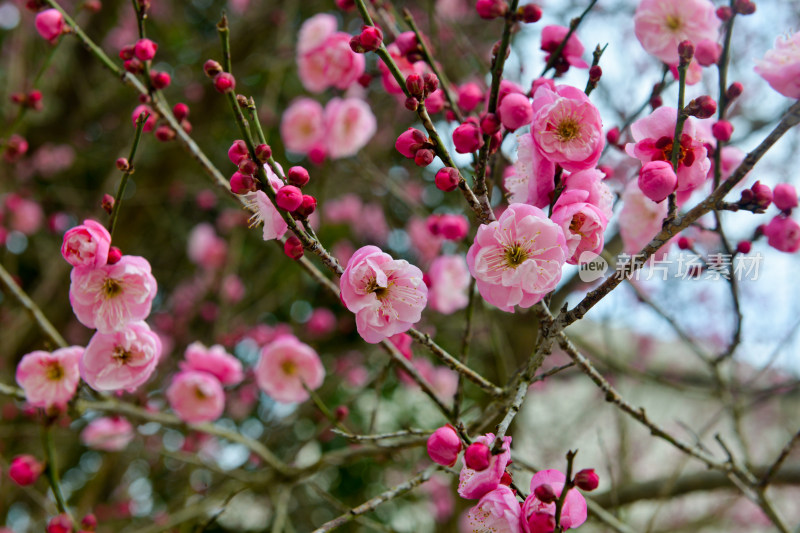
[
  {"x1": 531, "y1": 84, "x2": 604, "y2": 173},
  {"x1": 297, "y1": 15, "x2": 364, "y2": 93},
  {"x1": 427, "y1": 255, "x2": 470, "y2": 314},
  {"x1": 340, "y1": 245, "x2": 428, "y2": 344},
  {"x1": 69, "y1": 255, "x2": 157, "y2": 333},
  {"x1": 466, "y1": 204, "x2": 567, "y2": 313},
  {"x1": 324, "y1": 98, "x2": 377, "y2": 159},
  {"x1": 467, "y1": 486, "x2": 523, "y2": 533},
  {"x1": 15, "y1": 346, "x2": 83, "y2": 409},
  {"x1": 81, "y1": 417, "x2": 134, "y2": 451},
  {"x1": 61, "y1": 219, "x2": 111, "y2": 269},
  {"x1": 551, "y1": 193, "x2": 608, "y2": 265},
  {"x1": 634, "y1": 0, "x2": 720, "y2": 65},
  {"x1": 187, "y1": 223, "x2": 228, "y2": 270},
  {"x1": 180, "y1": 341, "x2": 243, "y2": 386},
  {"x1": 244, "y1": 166, "x2": 289, "y2": 241},
  {"x1": 619, "y1": 180, "x2": 668, "y2": 255},
  {"x1": 281, "y1": 98, "x2": 325, "y2": 154},
  {"x1": 80, "y1": 321, "x2": 161, "y2": 392},
  {"x1": 755, "y1": 32, "x2": 800, "y2": 99},
  {"x1": 254, "y1": 334, "x2": 325, "y2": 403},
  {"x1": 522, "y1": 470, "x2": 587, "y2": 532},
  {"x1": 561, "y1": 168, "x2": 614, "y2": 220},
  {"x1": 167, "y1": 370, "x2": 226, "y2": 423},
  {"x1": 505, "y1": 133, "x2": 556, "y2": 208}
]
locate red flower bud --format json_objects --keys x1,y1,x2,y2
[
  {"x1": 172, "y1": 102, "x2": 189, "y2": 122},
  {"x1": 534, "y1": 483, "x2": 558, "y2": 503},
  {"x1": 283, "y1": 236, "x2": 304, "y2": 259},
  {"x1": 287, "y1": 166, "x2": 310, "y2": 188},
  {"x1": 213, "y1": 72, "x2": 236, "y2": 93},
  {"x1": 435, "y1": 167, "x2": 460, "y2": 192},
  {"x1": 405, "y1": 74, "x2": 424, "y2": 98},
  {"x1": 101, "y1": 193, "x2": 115, "y2": 214},
  {"x1": 476, "y1": 0, "x2": 508, "y2": 19},
  {"x1": 150, "y1": 70, "x2": 171, "y2": 89},
  {"x1": 414, "y1": 148, "x2": 435, "y2": 167},
  {"x1": 574, "y1": 468, "x2": 599, "y2": 491},
  {"x1": 276, "y1": 185, "x2": 304, "y2": 211},
  {"x1": 203, "y1": 59, "x2": 223, "y2": 78},
  {"x1": 520, "y1": 3, "x2": 542, "y2": 23},
  {"x1": 255, "y1": 143, "x2": 272, "y2": 162},
  {"x1": 464, "y1": 442, "x2": 491, "y2": 471},
  {"x1": 359, "y1": 25, "x2": 383, "y2": 52},
  {"x1": 133, "y1": 38, "x2": 157, "y2": 61},
  {"x1": 736, "y1": 240, "x2": 752, "y2": 254},
  {"x1": 711, "y1": 120, "x2": 733, "y2": 142},
  {"x1": 107, "y1": 246, "x2": 122, "y2": 265},
  {"x1": 294, "y1": 194, "x2": 317, "y2": 218},
  {"x1": 9, "y1": 455, "x2": 43, "y2": 486}
]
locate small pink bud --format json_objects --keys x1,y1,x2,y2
[
  {"x1": 520, "y1": 3, "x2": 542, "y2": 23},
  {"x1": 203, "y1": 59, "x2": 223, "y2": 78},
  {"x1": 574, "y1": 468, "x2": 599, "y2": 491},
  {"x1": 695, "y1": 39, "x2": 722, "y2": 67},
  {"x1": 736, "y1": 240, "x2": 752, "y2": 254},
  {"x1": 711, "y1": 120, "x2": 733, "y2": 142},
  {"x1": 107, "y1": 246, "x2": 122, "y2": 265},
  {"x1": 534, "y1": 483, "x2": 557, "y2": 503},
  {"x1": 123, "y1": 57, "x2": 143, "y2": 74},
  {"x1": 395, "y1": 128, "x2": 427, "y2": 158},
  {"x1": 229, "y1": 171, "x2": 256, "y2": 194},
  {"x1": 394, "y1": 31, "x2": 419, "y2": 56},
  {"x1": 3, "y1": 134, "x2": 28, "y2": 163},
  {"x1": 426, "y1": 425, "x2": 462, "y2": 467},
  {"x1": 255, "y1": 143, "x2": 272, "y2": 162},
  {"x1": 749, "y1": 181, "x2": 773, "y2": 210},
  {"x1": 276, "y1": 185, "x2": 303, "y2": 211},
  {"x1": 684, "y1": 95, "x2": 716, "y2": 119},
  {"x1": 726, "y1": 82, "x2": 743, "y2": 101},
  {"x1": 499, "y1": 471, "x2": 513, "y2": 486},
  {"x1": 334, "y1": 405, "x2": 349, "y2": 420},
  {"x1": 133, "y1": 38, "x2": 157, "y2": 61},
  {"x1": 677, "y1": 40, "x2": 694, "y2": 65},
  {"x1": 214, "y1": 72, "x2": 236, "y2": 93},
  {"x1": 9, "y1": 455, "x2": 43, "y2": 486},
  {"x1": 150, "y1": 70, "x2": 171, "y2": 89},
  {"x1": 414, "y1": 148, "x2": 435, "y2": 167},
  {"x1": 80, "y1": 514, "x2": 97, "y2": 531},
  {"x1": 35, "y1": 9, "x2": 64, "y2": 43},
  {"x1": 589, "y1": 65, "x2": 603, "y2": 84},
  {"x1": 359, "y1": 25, "x2": 383, "y2": 52},
  {"x1": 480, "y1": 113, "x2": 501, "y2": 135},
  {"x1": 464, "y1": 442, "x2": 491, "y2": 471},
  {"x1": 406, "y1": 74, "x2": 424, "y2": 98},
  {"x1": 773, "y1": 184, "x2": 798, "y2": 212},
  {"x1": 283, "y1": 236, "x2": 304, "y2": 259},
  {"x1": 436, "y1": 214, "x2": 469, "y2": 240},
  {"x1": 497, "y1": 92, "x2": 532, "y2": 131},
  {"x1": 119, "y1": 45, "x2": 135, "y2": 60},
  {"x1": 435, "y1": 167, "x2": 460, "y2": 192},
  {"x1": 349, "y1": 35, "x2": 366, "y2": 54},
  {"x1": 294, "y1": 194, "x2": 317, "y2": 218},
  {"x1": 452, "y1": 122, "x2": 483, "y2": 153},
  {"x1": 423, "y1": 73, "x2": 439, "y2": 95},
  {"x1": 101, "y1": 194, "x2": 115, "y2": 214},
  {"x1": 357, "y1": 73, "x2": 372, "y2": 88},
  {"x1": 287, "y1": 166, "x2": 310, "y2": 188},
  {"x1": 47, "y1": 513, "x2": 73, "y2": 533},
  {"x1": 116, "y1": 157, "x2": 130, "y2": 172},
  {"x1": 172, "y1": 102, "x2": 189, "y2": 122},
  {"x1": 237, "y1": 158, "x2": 257, "y2": 176},
  {"x1": 606, "y1": 126, "x2": 620, "y2": 145},
  {"x1": 404, "y1": 96, "x2": 419, "y2": 111},
  {"x1": 677, "y1": 236, "x2": 693, "y2": 250},
  {"x1": 154, "y1": 124, "x2": 176, "y2": 142},
  {"x1": 228, "y1": 140, "x2": 249, "y2": 166},
  {"x1": 716, "y1": 6, "x2": 733, "y2": 21},
  {"x1": 638, "y1": 160, "x2": 677, "y2": 203},
  {"x1": 733, "y1": 0, "x2": 756, "y2": 15},
  {"x1": 457, "y1": 83, "x2": 483, "y2": 112},
  {"x1": 476, "y1": 0, "x2": 508, "y2": 19},
  {"x1": 336, "y1": 0, "x2": 355, "y2": 10}
]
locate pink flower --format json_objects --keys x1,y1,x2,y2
[
  {"x1": 61, "y1": 219, "x2": 112, "y2": 269},
  {"x1": 81, "y1": 417, "x2": 134, "y2": 451},
  {"x1": 35, "y1": 9, "x2": 64, "y2": 43},
  {"x1": 428, "y1": 255, "x2": 470, "y2": 314},
  {"x1": 5, "y1": 194, "x2": 44, "y2": 235},
  {"x1": 498, "y1": 93, "x2": 533, "y2": 131},
  {"x1": 243, "y1": 167, "x2": 289, "y2": 241},
  {"x1": 297, "y1": 15, "x2": 364, "y2": 93},
  {"x1": 638, "y1": 160, "x2": 678, "y2": 202},
  {"x1": 466, "y1": 204, "x2": 567, "y2": 313},
  {"x1": 764, "y1": 215, "x2": 800, "y2": 253},
  {"x1": 9, "y1": 455, "x2": 43, "y2": 486},
  {"x1": 340, "y1": 245, "x2": 428, "y2": 343},
  {"x1": 254, "y1": 334, "x2": 325, "y2": 403},
  {"x1": 625, "y1": 106, "x2": 711, "y2": 193},
  {"x1": 522, "y1": 470, "x2": 587, "y2": 532},
  {"x1": 307, "y1": 308, "x2": 337, "y2": 337},
  {"x1": 15, "y1": 346, "x2": 83, "y2": 409},
  {"x1": 466, "y1": 486, "x2": 523, "y2": 533},
  {"x1": 80, "y1": 321, "x2": 161, "y2": 392},
  {"x1": 69, "y1": 255, "x2": 157, "y2": 333},
  {"x1": 297, "y1": 13, "x2": 338, "y2": 55},
  {"x1": 458, "y1": 433, "x2": 511, "y2": 499},
  {"x1": 531, "y1": 84, "x2": 604, "y2": 173},
  {"x1": 281, "y1": 98, "x2": 325, "y2": 154},
  {"x1": 541, "y1": 25, "x2": 588, "y2": 70},
  {"x1": 427, "y1": 424, "x2": 462, "y2": 467},
  {"x1": 180, "y1": 342, "x2": 243, "y2": 386},
  {"x1": 407, "y1": 217, "x2": 444, "y2": 267},
  {"x1": 505, "y1": 134, "x2": 555, "y2": 208},
  {"x1": 378, "y1": 43, "x2": 427, "y2": 95},
  {"x1": 187, "y1": 223, "x2": 228, "y2": 269},
  {"x1": 755, "y1": 32, "x2": 800, "y2": 99},
  {"x1": 324, "y1": 98, "x2": 377, "y2": 159},
  {"x1": 551, "y1": 195, "x2": 608, "y2": 265},
  {"x1": 561, "y1": 168, "x2": 614, "y2": 220},
  {"x1": 167, "y1": 370, "x2": 226, "y2": 423},
  {"x1": 619, "y1": 180, "x2": 668, "y2": 255},
  {"x1": 633, "y1": 0, "x2": 720, "y2": 65}
]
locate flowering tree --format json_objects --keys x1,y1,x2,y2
[{"x1": 1, "y1": 0, "x2": 800, "y2": 532}]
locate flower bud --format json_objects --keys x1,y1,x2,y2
[
  {"x1": 423, "y1": 73, "x2": 439, "y2": 95},
  {"x1": 133, "y1": 38, "x2": 157, "y2": 61},
  {"x1": 255, "y1": 143, "x2": 272, "y2": 162},
  {"x1": 213, "y1": 72, "x2": 236, "y2": 93},
  {"x1": 716, "y1": 6, "x2": 733, "y2": 21},
  {"x1": 116, "y1": 157, "x2": 130, "y2": 172},
  {"x1": 457, "y1": 83, "x2": 483, "y2": 112},
  {"x1": 9, "y1": 455, "x2": 43, "y2": 486},
  {"x1": 426, "y1": 424, "x2": 462, "y2": 467},
  {"x1": 534, "y1": 483, "x2": 557, "y2": 503},
  {"x1": 172, "y1": 102, "x2": 189, "y2": 122},
  {"x1": 107, "y1": 246, "x2": 122, "y2": 265},
  {"x1": 238, "y1": 158, "x2": 258, "y2": 176},
  {"x1": 638, "y1": 160, "x2": 677, "y2": 203},
  {"x1": 414, "y1": 148, "x2": 435, "y2": 167},
  {"x1": 334, "y1": 405, "x2": 349, "y2": 421},
  {"x1": 101, "y1": 193, "x2": 115, "y2": 214},
  {"x1": 287, "y1": 166, "x2": 310, "y2": 188},
  {"x1": 119, "y1": 45, "x2": 135, "y2": 60},
  {"x1": 3, "y1": 134, "x2": 28, "y2": 163},
  {"x1": 464, "y1": 442, "x2": 491, "y2": 471},
  {"x1": 726, "y1": 81, "x2": 743, "y2": 101},
  {"x1": 294, "y1": 194, "x2": 317, "y2": 218},
  {"x1": 406, "y1": 74, "x2": 424, "y2": 98},
  {"x1": 47, "y1": 513, "x2": 72, "y2": 533},
  {"x1": 437, "y1": 214, "x2": 469, "y2": 240},
  {"x1": 733, "y1": 0, "x2": 756, "y2": 15},
  {"x1": 404, "y1": 96, "x2": 419, "y2": 111},
  {"x1": 395, "y1": 128, "x2": 427, "y2": 158},
  {"x1": 606, "y1": 126, "x2": 620, "y2": 145},
  {"x1": 123, "y1": 57, "x2": 143, "y2": 74},
  {"x1": 154, "y1": 124, "x2": 176, "y2": 142},
  {"x1": 229, "y1": 171, "x2": 256, "y2": 194},
  {"x1": 276, "y1": 185, "x2": 304, "y2": 212},
  {"x1": 773, "y1": 184, "x2": 798, "y2": 212},
  {"x1": 497, "y1": 92, "x2": 532, "y2": 131},
  {"x1": 677, "y1": 40, "x2": 694, "y2": 65},
  {"x1": 335, "y1": 0, "x2": 355, "y2": 10},
  {"x1": 711, "y1": 120, "x2": 733, "y2": 142},
  {"x1": 452, "y1": 122, "x2": 483, "y2": 153},
  {"x1": 283, "y1": 236, "x2": 304, "y2": 259},
  {"x1": 203, "y1": 59, "x2": 223, "y2": 78},
  {"x1": 435, "y1": 167, "x2": 460, "y2": 192},
  {"x1": 677, "y1": 236, "x2": 693, "y2": 250},
  {"x1": 750, "y1": 181, "x2": 773, "y2": 210},
  {"x1": 357, "y1": 73, "x2": 372, "y2": 88},
  {"x1": 228, "y1": 140, "x2": 249, "y2": 166},
  {"x1": 499, "y1": 470, "x2": 513, "y2": 486},
  {"x1": 695, "y1": 39, "x2": 722, "y2": 67},
  {"x1": 35, "y1": 9, "x2": 64, "y2": 43},
  {"x1": 349, "y1": 35, "x2": 366, "y2": 54},
  {"x1": 359, "y1": 25, "x2": 383, "y2": 52},
  {"x1": 476, "y1": 0, "x2": 508, "y2": 19},
  {"x1": 520, "y1": 3, "x2": 542, "y2": 23},
  {"x1": 480, "y1": 113, "x2": 501, "y2": 135},
  {"x1": 764, "y1": 215, "x2": 800, "y2": 253},
  {"x1": 736, "y1": 240, "x2": 752, "y2": 254},
  {"x1": 574, "y1": 468, "x2": 599, "y2": 491},
  {"x1": 150, "y1": 70, "x2": 171, "y2": 89},
  {"x1": 394, "y1": 31, "x2": 419, "y2": 56},
  {"x1": 684, "y1": 95, "x2": 717, "y2": 119},
  {"x1": 80, "y1": 514, "x2": 97, "y2": 531},
  {"x1": 589, "y1": 65, "x2": 602, "y2": 83}
]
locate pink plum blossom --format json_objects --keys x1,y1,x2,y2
[
  {"x1": 378, "y1": 43, "x2": 427, "y2": 95},
  {"x1": 187, "y1": 223, "x2": 228, "y2": 269},
  {"x1": 81, "y1": 417, "x2": 134, "y2": 451},
  {"x1": 458, "y1": 433, "x2": 511, "y2": 499},
  {"x1": 15, "y1": 346, "x2": 83, "y2": 409},
  {"x1": 755, "y1": 32, "x2": 800, "y2": 99},
  {"x1": 297, "y1": 15, "x2": 364, "y2": 93},
  {"x1": 244, "y1": 167, "x2": 289, "y2": 241},
  {"x1": 180, "y1": 342, "x2": 243, "y2": 386},
  {"x1": 407, "y1": 217, "x2": 444, "y2": 267},
  {"x1": 551, "y1": 194, "x2": 608, "y2": 265},
  {"x1": 167, "y1": 370, "x2": 226, "y2": 423},
  {"x1": 634, "y1": 0, "x2": 720, "y2": 65},
  {"x1": 69, "y1": 255, "x2": 157, "y2": 333},
  {"x1": 764, "y1": 215, "x2": 800, "y2": 253},
  {"x1": 561, "y1": 168, "x2": 614, "y2": 220},
  {"x1": 80, "y1": 321, "x2": 162, "y2": 392},
  {"x1": 427, "y1": 255, "x2": 470, "y2": 314},
  {"x1": 324, "y1": 98, "x2": 377, "y2": 159},
  {"x1": 281, "y1": 98, "x2": 325, "y2": 154},
  {"x1": 34, "y1": 9, "x2": 64, "y2": 43},
  {"x1": 625, "y1": 106, "x2": 711, "y2": 193},
  {"x1": 540, "y1": 25, "x2": 588, "y2": 70},
  {"x1": 522, "y1": 470, "x2": 587, "y2": 532},
  {"x1": 340, "y1": 245, "x2": 428, "y2": 343},
  {"x1": 254, "y1": 334, "x2": 325, "y2": 403},
  {"x1": 61, "y1": 219, "x2": 112, "y2": 269},
  {"x1": 5, "y1": 194, "x2": 44, "y2": 235},
  {"x1": 619, "y1": 180, "x2": 668, "y2": 255},
  {"x1": 466, "y1": 486, "x2": 523, "y2": 533},
  {"x1": 505, "y1": 134, "x2": 555, "y2": 208},
  {"x1": 466, "y1": 204, "x2": 567, "y2": 312},
  {"x1": 531, "y1": 84, "x2": 604, "y2": 173},
  {"x1": 427, "y1": 424, "x2": 462, "y2": 467}
]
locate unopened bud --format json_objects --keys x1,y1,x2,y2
[
  {"x1": 733, "y1": 0, "x2": 756, "y2": 15},
  {"x1": 414, "y1": 148, "x2": 435, "y2": 167},
  {"x1": 359, "y1": 25, "x2": 383, "y2": 52},
  {"x1": 589, "y1": 65, "x2": 602, "y2": 83},
  {"x1": 423, "y1": 73, "x2": 439, "y2": 95},
  {"x1": 334, "y1": 405, "x2": 349, "y2": 420},
  {"x1": 464, "y1": 442, "x2": 491, "y2": 471},
  {"x1": 213, "y1": 72, "x2": 236, "y2": 93},
  {"x1": 406, "y1": 74, "x2": 424, "y2": 98},
  {"x1": 294, "y1": 194, "x2": 317, "y2": 218},
  {"x1": 203, "y1": 59, "x2": 223, "y2": 78},
  {"x1": 684, "y1": 95, "x2": 717, "y2": 119},
  {"x1": 255, "y1": 143, "x2": 272, "y2": 162},
  {"x1": 534, "y1": 483, "x2": 557, "y2": 503},
  {"x1": 726, "y1": 81, "x2": 743, "y2": 101},
  {"x1": 238, "y1": 158, "x2": 258, "y2": 176},
  {"x1": 435, "y1": 167, "x2": 460, "y2": 192},
  {"x1": 716, "y1": 6, "x2": 733, "y2": 21},
  {"x1": 678, "y1": 40, "x2": 694, "y2": 65},
  {"x1": 287, "y1": 166, "x2": 310, "y2": 188},
  {"x1": 107, "y1": 246, "x2": 122, "y2": 265},
  {"x1": 283, "y1": 236, "x2": 304, "y2": 260},
  {"x1": 520, "y1": 3, "x2": 542, "y2": 23},
  {"x1": 101, "y1": 194, "x2": 115, "y2": 214},
  {"x1": 404, "y1": 96, "x2": 419, "y2": 111},
  {"x1": 574, "y1": 468, "x2": 600, "y2": 491},
  {"x1": 172, "y1": 102, "x2": 189, "y2": 122},
  {"x1": 116, "y1": 157, "x2": 130, "y2": 171}
]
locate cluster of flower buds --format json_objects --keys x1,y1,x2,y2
[
  {"x1": 120, "y1": 38, "x2": 158, "y2": 74},
  {"x1": 738, "y1": 181, "x2": 773, "y2": 212},
  {"x1": 476, "y1": 0, "x2": 508, "y2": 19},
  {"x1": 10, "y1": 89, "x2": 43, "y2": 110},
  {"x1": 683, "y1": 95, "x2": 717, "y2": 119},
  {"x1": 350, "y1": 25, "x2": 384, "y2": 54},
  {"x1": 515, "y1": 3, "x2": 543, "y2": 23},
  {"x1": 404, "y1": 72, "x2": 439, "y2": 110},
  {"x1": 204, "y1": 59, "x2": 236, "y2": 93},
  {"x1": 395, "y1": 128, "x2": 436, "y2": 166}
]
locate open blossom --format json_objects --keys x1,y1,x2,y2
[
  {"x1": 324, "y1": 98, "x2": 377, "y2": 159},
  {"x1": 467, "y1": 204, "x2": 567, "y2": 313},
  {"x1": 505, "y1": 133, "x2": 556, "y2": 208},
  {"x1": 466, "y1": 486, "x2": 523, "y2": 533},
  {"x1": 297, "y1": 15, "x2": 364, "y2": 93},
  {"x1": 187, "y1": 223, "x2": 227, "y2": 269},
  {"x1": 340, "y1": 245, "x2": 428, "y2": 343},
  {"x1": 244, "y1": 166, "x2": 289, "y2": 241},
  {"x1": 81, "y1": 417, "x2": 134, "y2": 451},
  {"x1": 541, "y1": 25, "x2": 588, "y2": 70},
  {"x1": 755, "y1": 32, "x2": 800, "y2": 99},
  {"x1": 254, "y1": 334, "x2": 325, "y2": 403},
  {"x1": 551, "y1": 193, "x2": 608, "y2": 265},
  {"x1": 281, "y1": 98, "x2": 325, "y2": 154},
  {"x1": 69, "y1": 255, "x2": 157, "y2": 333},
  {"x1": 427, "y1": 255, "x2": 470, "y2": 314},
  {"x1": 61, "y1": 219, "x2": 112, "y2": 269},
  {"x1": 458, "y1": 434, "x2": 511, "y2": 499},
  {"x1": 522, "y1": 470, "x2": 587, "y2": 532},
  {"x1": 180, "y1": 342, "x2": 243, "y2": 386},
  {"x1": 561, "y1": 168, "x2": 614, "y2": 220},
  {"x1": 634, "y1": 0, "x2": 720, "y2": 65},
  {"x1": 16, "y1": 346, "x2": 83, "y2": 409},
  {"x1": 619, "y1": 180, "x2": 668, "y2": 255},
  {"x1": 531, "y1": 84, "x2": 604, "y2": 173},
  {"x1": 625, "y1": 106, "x2": 711, "y2": 194},
  {"x1": 167, "y1": 370, "x2": 226, "y2": 423},
  {"x1": 80, "y1": 321, "x2": 161, "y2": 392}
]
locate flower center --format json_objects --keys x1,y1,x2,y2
[
  {"x1": 366, "y1": 279, "x2": 390, "y2": 300},
  {"x1": 556, "y1": 118, "x2": 581, "y2": 142},
  {"x1": 505, "y1": 243, "x2": 529, "y2": 267},
  {"x1": 103, "y1": 278, "x2": 123, "y2": 298},
  {"x1": 281, "y1": 360, "x2": 297, "y2": 376},
  {"x1": 570, "y1": 212, "x2": 587, "y2": 236},
  {"x1": 665, "y1": 14, "x2": 682, "y2": 31},
  {"x1": 194, "y1": 386, "x2": 209, "y2": 400},
  {"x1": 653, "y1": 135, "x2": 695, "y2": 167},
  {"x1": 112, "y1": 347, "x2": 133, "y2": 364},
  {"x1": 46, "y1": 362, "x2": 64, "y2": 381}
]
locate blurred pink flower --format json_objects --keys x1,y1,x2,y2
[
  {"x1": 187, "y1": 223, "x2": 228, "y2": 269},
  {"x1": 340, "y1": 245, "x2": 428, "y2": 343},
  {"x1": 5, "y1": 194, "x2": 44, "y2": 235},
  {"x1": 541, "y1": 25, "x2": 588, "y2": 69},
  {"x1": 505, "y1": 134, "x2": 555, "y2": 208},
  {"x1": 180, "y1": 341, "x2": 243, "y2": 386},
  {"x1": 307, "y1": 308, "x2": 337, "y2": 337},
  {"x1": 467, "y1": 486, "x2": 522, "y2": 533},
  {"x1": 80, "y1": 321, "x2": 161, "y2": 392},
  {"x1": 467, "y1": 204, "x2": 567, "y2": 312},
  {"x1": 522, "y1": 469, "x2": 587, "y2": 532},
  {"x1": 255, "y1": 334, "x2": 325, "y2": 403},
  {"x1": 35, "y1": 9, "x2": 64, "y2": 43},
  {"x1": 61, "y1": 219, "x2": 111, "y2": 269},
  {"x1": 458, "y1": 433, "x2": 511, "y2": 499},
  {"x1": 281, "y1": 98, "x2": 325, "y2": 154},
  {"x1": 324, "y1": 98, "x2": 377, "y2": 159},
  {"x1": 755, "y1": 32, "x2": 800, "y2": 99},
  {"x1": 297, "y1": 15, "x2": 364, "y2": 93},
  {"x1": 634, "y1": 0, "x2": 719, "y2": 64},
  {"x1": 764, "y1": 215, "x2": 800, "y2": 253},
  {"x1": 167, "y1": 370, "x2": 226, "y2": 423},
  {"x1": 407, "y1": 217, "x2": 444, "y2": 267},
  {"x1": 428, "y1": 255, "x2": 470, "y2": 314},
  {"x1": 619, "y1": 180, "x2": 668, "y2": 255},
  {"x1": 16, "y1": 346, "x2": 83, "y2": 409},
  {"x1": 81, "y1": 417, "x2": 134, "y2": 451}
]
